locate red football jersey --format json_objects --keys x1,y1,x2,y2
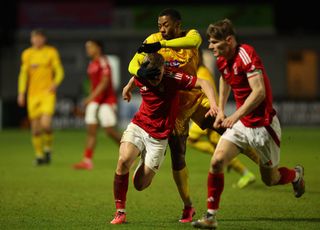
[
  {"x1": 132, "y1": 71, "x2": 197, "y2": 139},
  {"x1": 87, "y1": 55, "x2": 117, "y2": 104},
  {"x1": 217, "y1": 44, "x2": 276, "y2": 127}
]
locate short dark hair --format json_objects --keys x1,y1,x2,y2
[
  {"x1": 159, "y1": 8, "x2": 181, "y2": 22},
  {"x1": 31, "y1": 28, "x2": 46, "y2": 37},
  {"x1": 87, "y1": 39, "x2": 104, "y2": 52},
  {"x1": 206, "y1": 18, "x2": 236, "y2": 41}
]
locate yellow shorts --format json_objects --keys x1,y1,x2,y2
[
  {"x1": 173, "y1": 89, "x2": 210, "y2": 136},
  {"x1": 27, "y1": 94, "x2": 56, "y2": 119},
  {"x1": 188, "y1": 121, "x2": 207, "y2": 140}
]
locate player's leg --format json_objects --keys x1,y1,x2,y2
[
  {"x1": 74, "y1": 102, "x2": 99, "y2": 170},
  {"x1": 192, "y1": 138, "x2": 240, "y2": 229},
  {"x1": 257, "y1": 116, "x2": 304, "y2": 197},
  {"x1": 111, "y1": 141, "x2": 140, "y2": 224},
  {"x1": 133, "y1": 135, "x2": 167, "y2": 191},
  {"x1": 187, "y1": 122, "x2": 214, "y2": 154},
  {"x1": 74, "y1": 124, "x2": 98, "y2": 170},
  {"x1": 169, "y1": 133, "x2": 196, "y2": 223},
  {"x1": 111, "y1": 123, "x2": 145, "y2": 224},
  {"x1": 40, "y1": 94, "x2": 56, "y2": 164},
  {"x1": 99, "y1": 104, "x2": 121, "y2": 144},
  {"x1": 228, "y1": 157, "x2": 256, "y2": 189},
  {"x1": 30, "y1": 118, "x2": 44, "y2": 165},
  {"x1": 40, "y1": 114, "x2": 53, "y2": 164},
  {"x1": 27, "y1": 96, "x2": 45, "y2": 165}
]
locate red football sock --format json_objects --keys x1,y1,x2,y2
[
  {"x1": 277, "y1": 167, "x2": 296, "y2": 185},
  {"x1": 84, "y1": 148, "x2": 93, "y2": 159},
  {"x1": 207, "y1": 172, "x2": 224, "y2": 210},
  {"x1": 113, "y1": 173, "x2": 129, "y2": 210}
]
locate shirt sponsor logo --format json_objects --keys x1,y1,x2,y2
[{"x1": 165, "y1": 60, "x2": 181, "y2": 67}]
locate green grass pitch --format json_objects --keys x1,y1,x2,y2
[{"x1": 0, "y1": 127, "x2": 319, "y2": 229}]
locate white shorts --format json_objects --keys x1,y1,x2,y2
[
  {"x1": 85, "y1": 102, "x2": 117, "y2": 127},
  {"x1": 221, "y1": 116, "x2": 281, "y2": 168},
  {"x1": 121, "y1": 122, "x2": 168, "y2": 172}
]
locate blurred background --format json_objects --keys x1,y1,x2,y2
[{"x1": 1, "y1": 0, "x2": 319, "y2": 131}]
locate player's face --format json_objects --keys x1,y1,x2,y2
[
  {"x1": 148, "y1": 66, "x2": 165, "y2": 86},
  {"x1": 31, "y1": 34, "x2": 46, "y2": 49},
  {"x1": 85, "y1": 41, "x2": 100, "y2": 58},
  {"x1": 208, "y1": 37, "x2": 230, "y2": 58},
  {"x1": 158, "y1": 16, "x2": 179, "y2": 40}
]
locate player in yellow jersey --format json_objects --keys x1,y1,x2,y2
[
  {"x1": 17, "y1": 29, "x2": 64, "y2": 166},
  {"x1": 128, "y1": 9, "x2": 258, "y2": 223},
  {"x1": 188, "y1": 50, "x2": 256, "y2": 189}
]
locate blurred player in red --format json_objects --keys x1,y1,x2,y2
[
  {"x1": 73, "y1": 39, "x2": 121, "y2": 170},
  {"x1": 192, "y1": 19, "x2": 305, "y2": 229},
  {"x1": 110, "y1": 53, "x2": 218, "y2": 224}
]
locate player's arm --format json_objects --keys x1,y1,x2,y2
[
  {"x1": 128, "y1": 53, "x2": 160, "y2": 79},
  {"x1": 214, "y1": 76, "x2": 231, "y2": 129},
  {"x1": 122, "y1": 77, "x2": 137, "y2": 102},
  {"x1": 17, "y1": 52, "x2": 28, "y2": 107},
  {"x1": 222, "y1": 70, "x2": 266, "y2": 128},
  {"x1": 138, "y1": 29, "x2": 202, "y2": 53},
  {"x1": 51, "y1": 48, "x2": 64, "y2": 92},
  {"x1": 194, "y1": 78, "x2": 218, "y2": 116},
  {"x1": 84, "y1": 75, "x2": 109, "y2": 105},
  {"x1": 160, "y1": 29, "x2": 202, "y2": 49}
]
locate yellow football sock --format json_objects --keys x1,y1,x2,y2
[
  {"x1": 229, "y1": 157, "x2": 246, "y2": 175},
  {"x1": 43, "y1": 133, "x2": 53, "y2": 152},
  {"x1": 173, "y1": 167, "x2": 192, "y2": 206},
  {"x1": 32, "y1": 135, "x2": 43, "y2": 158},
  {"x1": 188, "y1": 140, "x2": 214, "y2": 154}
]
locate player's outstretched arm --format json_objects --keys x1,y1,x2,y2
[
  {"x1": 122, "y1": 77, "x2": 137, "y2": 102},
  {"x1": 160, "y1": 29, "x2": 202, "y2": 49},
  {"x1": 195, "y1": 78, "x2": 218, "y2": 116}
]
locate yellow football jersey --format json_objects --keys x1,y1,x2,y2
[{"x1": 18, "y1": 45, "x2": 64, "y2": 97}]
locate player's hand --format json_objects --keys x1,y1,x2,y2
[
  {"x1": 137, "y1": 61, "x2": 161, "y2": 80},
  {"x1": 205, "y1": 104, "x2": 219, "y2": 117},
  {"x1": 221, "y1": 113, "x2": 240, "y2": 128},
  {"x1": 213, "y1": 111, "x2": 225, "y2": 129},
  {"x1": 137, "y1": 42, "x2": 161, "y2": 53},
  {"x1": 17, "y1": 94, "x2": 25, "y2": 107},
  {"x1": 122, "y1": 86, "x2": 132, "y2": 102}
]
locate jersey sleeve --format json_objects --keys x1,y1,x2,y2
[
  {"x1": 51, "y1": 47, "x2": 64, "y2": 85},
  {"x1": 160, "y1": 29, "x2": 202, "y2": 48},
  {"x1": 18, "y1": 50, "x2": 29, "y2": 94},
  {"x1": 174, "y1": 72, "x2": 197, "y2": 90},
  {"x1": 239, "y1": 45, "x2": 264, "y2": 78}
]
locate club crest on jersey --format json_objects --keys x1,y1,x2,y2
[
  {"x1": 223, "y1": 68, "x2": 228, "y2": 75},
  {"x1": 141, "y1": 86, "x2": 148, "y2": 91},
  {"x1": 165, "y1": 60, "x2": 181, "y2": 67}
]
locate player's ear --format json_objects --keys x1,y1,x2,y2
[{"x1": 225, "y1": 35, "x2": 233, "y2": 44}]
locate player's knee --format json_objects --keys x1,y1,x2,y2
[
  {"x1": 211, "y1": 154, "x2": 225, "y2": 172},
  {"x1": 117, "y1": 157, "x2": 131, "y2": 174}
]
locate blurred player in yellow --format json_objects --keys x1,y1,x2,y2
[
  {"x1": 187, "y1": 50, "x2": 256, "y2": 189},
  {"x1": 129, "y1": 9, "x2": 258, "y2": 222},
  {"x1": 17, "y1": 29, "x2": 64, "y2": 166}
]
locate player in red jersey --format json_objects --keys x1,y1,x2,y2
[
  {"x1": 73, "y1": 40, "x2": 121, "y2": 170},
  {"x1": 110, "y1": 53, "x2": 218, "y2": 224},
  {"x1": 192, "y1": 19, "x2": 305, "y2": 229}
]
